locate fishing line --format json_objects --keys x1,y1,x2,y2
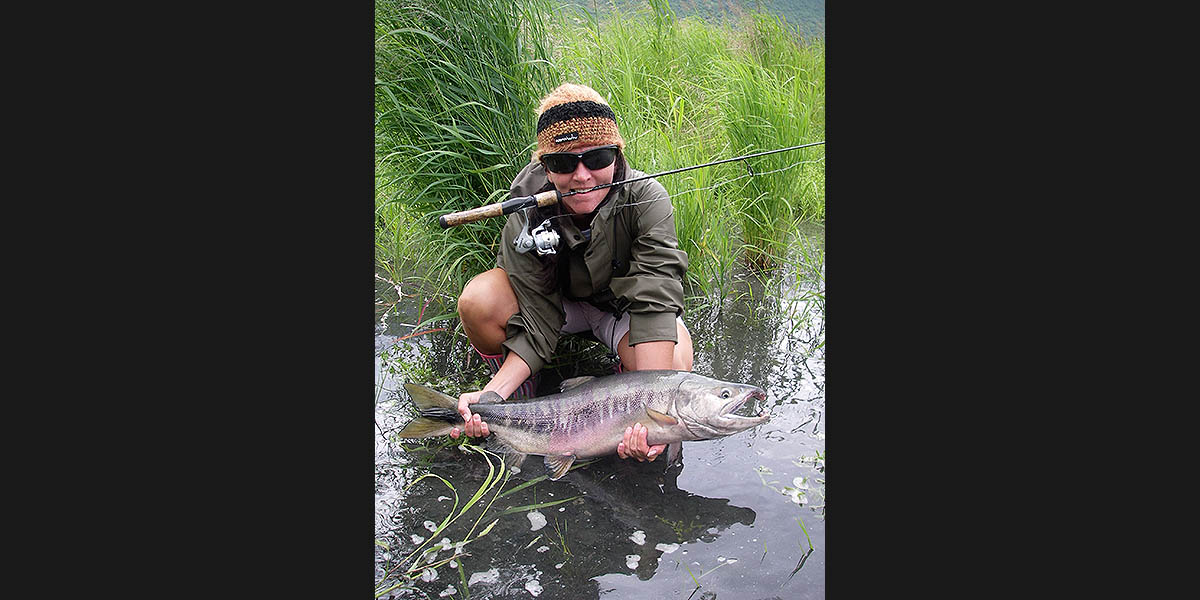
[
  {"x1": 557, "y1": 140, "x2": 826, "y2": 201},
  {"x1": 533, "y1": 149, "x2": 824, "y2": 225},
  {"x1": 441, "y1": 141, "x2": 824, "y2": 229}
]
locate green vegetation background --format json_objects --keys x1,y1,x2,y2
[{"x1": 375, "y1": 0, "x2": 825, "y2": 301}]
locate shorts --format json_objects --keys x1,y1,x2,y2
[{"x1": 560, "y1": 298, "x2": 686, "y2": 353}]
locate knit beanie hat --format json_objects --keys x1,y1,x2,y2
[{"x1": 532, "y1": 83, "x2": 626, "y2": 161}]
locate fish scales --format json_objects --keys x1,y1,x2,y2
[{"x1": 398, "y1": 370, "x2": 769, "y2": 480}]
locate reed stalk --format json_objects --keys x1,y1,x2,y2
[{"x1": 375, "y1": 0, "x2": 824, "y2": 300}]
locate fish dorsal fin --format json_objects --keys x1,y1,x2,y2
[
  {"x1": 544, "y1": 453, "x2": 576, "y2": 480},
  {"x1": 645, "y1": 407, "x2": 678, "y2": 426},
  {"x1": 479, "y1": 391, "x2": 505, "y2": 404},
  {"x1": 559, "y1": 376, "x2": 596, "y2": 393}
]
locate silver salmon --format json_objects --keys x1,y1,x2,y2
[{"x1": 397, "y1": 370, "x2": 770, "y2": 480}]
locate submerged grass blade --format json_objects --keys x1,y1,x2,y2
[
  {"x1": 797, "y1": 516, "x2": 813, "y2": 551},
  {"x1": 494, "y1": 459, "x2": 597, "y2": 500},
  {"x1": 490, "y1": 496, "x2": 579, "y2": 519},
  {"x1": 397, "y1": 473, "x2": 459, "y2": 569}
]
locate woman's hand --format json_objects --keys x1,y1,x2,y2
[
  {"x1": 450, "y1": 391, "x2": 491, "y2": 439},
  {"x1": 617, "y1": 422, "x2": 666, "y2": 461}
]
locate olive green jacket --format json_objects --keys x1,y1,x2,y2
[{"x1": 495, "y1": 158, "x2": 688, "y2": 374}]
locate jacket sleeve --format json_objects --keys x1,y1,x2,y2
[
  {"x1": 495, "y1": 210, "x2": 563, "y2": 375},
  {"x1": 607, "y1": 179, "x2": 689, "y2": 345}
]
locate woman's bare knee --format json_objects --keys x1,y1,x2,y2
[
  {"x1": 458, "y1": 268, "x2": 517, "y2": 322},
  {"x1": 458, "y1": 269, "x2": 518, "y2": 354},
  {"x1": 673, "y1": 320, "x2": 694, "y2": 371}
]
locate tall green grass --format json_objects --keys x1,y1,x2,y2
[
  {"x1": 375, "y1": 0, "x2": 824, "y2": 301},
  {"x1": 719, "y1": 13, "x2": 824, "y2": 268},
  {"x1": 551, "y1": 4, "x2": 824, "y2": 278},
  {"x1": 375, "y1": 0, "x2": 558, "y2": 295}
]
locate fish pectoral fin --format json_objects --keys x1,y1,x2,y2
[
  {"x1": 666, "y1": 441, "x2": 682, "y2": 464},
  {"x1": 544, "y1": 453, "x2": 576, "y2": 480},
  {"x1": 645, "y1": 408, "x2": 678, "y2": 426},
  {"x1": 558, "y1": 376, "x2": 596, "y2": 393}
]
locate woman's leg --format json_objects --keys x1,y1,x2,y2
[
  {"x1": 615, "y1": 318, "x2": 694, "y2": 372},
  {"x1": 457, "y1": 268, "x2": 518, "y2": 355}
]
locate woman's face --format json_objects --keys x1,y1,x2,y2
[{"x1": 544, "y1": 145, "x2": 616, "y2": 215}]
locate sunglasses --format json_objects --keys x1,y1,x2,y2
[{"x1": 541, "y1": 145, "x2": 619, "y2": 174}]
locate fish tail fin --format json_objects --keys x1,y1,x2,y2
[
  {"x1": 396, "y1": 383, "x2": 463, "y2": 439},
  {"x1": 404, "y1": 383, "x2": 459, "y2": 411},
  {"x1": 396, "y1": 417, "x2": 456, "y2": 439}
]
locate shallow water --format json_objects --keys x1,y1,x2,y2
[{"x1": 375, "y1": 228, "x2": 824, "y2": 599}]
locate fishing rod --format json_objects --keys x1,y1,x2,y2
[{"x1": 437, "y1": 140, "x2": 824, "y2": 229}]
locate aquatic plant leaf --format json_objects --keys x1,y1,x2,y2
[
  {"x1": 477, "y1": 519, "x2": 499, "y2": 539},
  {"x1": 490, "y1": 496, "x2": 580, "y2": 519}
]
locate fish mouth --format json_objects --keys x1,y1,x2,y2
[{"x1": 722, "y1": 388, "x2": 769, "y2": 420}]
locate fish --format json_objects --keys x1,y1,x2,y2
[{"x1": 396, "y1": 369, "x2": 770, "y2": 480}]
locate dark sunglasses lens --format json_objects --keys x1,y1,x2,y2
[
  {"x1": 581, "y1": 147, "x2": 617, "y2": 170},
  {"x1": 542, "y1": 154, "x2": 578, "y2": 174}
]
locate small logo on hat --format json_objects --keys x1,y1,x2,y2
[{"x1": 553, "y1": 132, "x2": 579, "y2": 144}]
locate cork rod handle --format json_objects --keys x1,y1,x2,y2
[{"x1": 438, "y1": 189, "x2": 560, "y2": 229}]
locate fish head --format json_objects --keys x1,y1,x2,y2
[{"x1": 672, "y1": 374, "x2": 770, "y2": 439}]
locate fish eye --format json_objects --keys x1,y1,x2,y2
[{"x1": 720, "y1": 390, "x2": 730, "y2": 399}]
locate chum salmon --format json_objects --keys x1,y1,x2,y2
[{"x1": 397, "y1": 370, "x2": 770, "y2": 480}]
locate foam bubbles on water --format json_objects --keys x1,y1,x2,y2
[
  {"x1": 411, "y1": 534, "x2": 426, "y2": 545},
  {"x1": 525, "y1": 580, "x2": 543, "y2": 597},
  {"x1": 626, "y1": 554, "x2": 641, "y2": 569},
  {"x1": 468, "y1": 569, "x2": 499, "y2": 586},
  {"x1": 424, "y1": 520, "x2": 438, "y2": 532},
  {"x1": 439, "y1": 585, "x2": 457, "y2": 597},
  {"x1": 655, "y1": 543, "x2": 680, "y2": 554},
  {"x1": 528, "y1": 510, "x2": 547, "y2": 531},
  {"x1": 536, "y1": 546, "x2": 550, "y2": 553},
  {"x1": 420, "y1": 567, "x2": 438, "y2": 582},
  {"x1": 629, "y1": 530, "x2": 646, "y2": 545}
]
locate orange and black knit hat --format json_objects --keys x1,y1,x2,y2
[{"x1": 532, "y1": 83, "x2": 626, "y2": 161}]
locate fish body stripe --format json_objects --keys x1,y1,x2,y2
[{"x1": 473, "y1": 378, "x2": 677, "y2": 441}]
